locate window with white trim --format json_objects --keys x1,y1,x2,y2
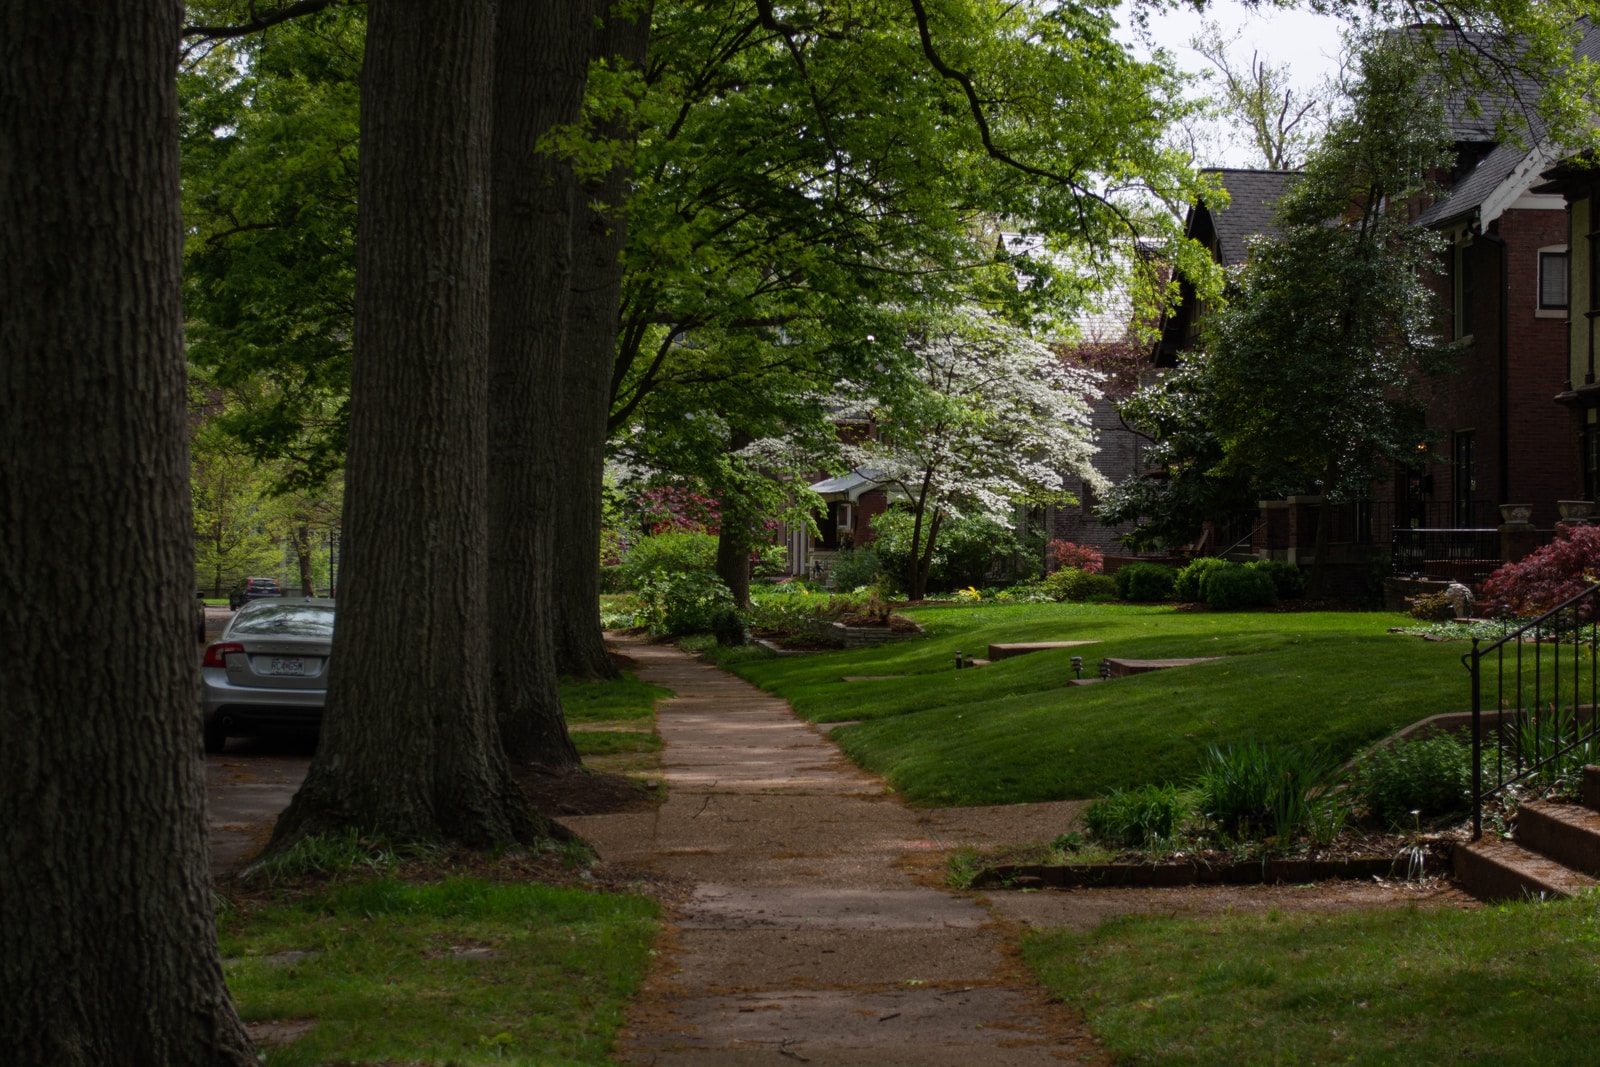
[{"x1": 1538, "y1": 246, "x2": 1569, "y2": 315}]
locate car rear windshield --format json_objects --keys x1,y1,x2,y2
[{"x1": 230, "y1": 604, "x2": 335, "y2": 637}]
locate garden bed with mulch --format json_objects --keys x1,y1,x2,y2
[{"x1": 968, "y1": 830, "x2": 1457, "y2": 891}]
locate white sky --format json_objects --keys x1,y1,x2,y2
[{"x1": 1119, "y1": 0, "x2": 1351, "y2": 167}]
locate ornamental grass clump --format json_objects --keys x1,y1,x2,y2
[
  {"x1": 1195, "y1": 742, "x2": 1345, "y2": 846},
  {"x1": 1084, "y1": 783, "x2": 1187, "y2": 849}
]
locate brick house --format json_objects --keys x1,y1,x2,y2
[
  {"x1": 1531, "y1": 146, "x2": 1600, "y2": 510},
  {"x1": 1389, "y1": 82, "x2": 1585, "y2": 535},
  {"x1": 1136, "y1": 119, "x2": 1585, "y2": 585}
]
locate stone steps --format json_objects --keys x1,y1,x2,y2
[{"x1": 1454, "y1": 765, "x2": 1600, "y2": 902}]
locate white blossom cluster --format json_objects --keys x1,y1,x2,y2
[{"x1": 846, "y1": 308, "x2": 1105, "y2": 522}]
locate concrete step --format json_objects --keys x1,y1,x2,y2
[
  {"x1": 1516, "y1": 800, "x2": 1600, "y2": 878},
  {"x1": 1453, "y1": 834, "x2": 1599, "y2": 902},
  {"x1": 1583, "y1": 765, "x2": 1600, "y2": 811}
]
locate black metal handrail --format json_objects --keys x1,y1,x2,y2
[{"x1": 1462, "y1": 584, "x2": 1600, "y2": 839}]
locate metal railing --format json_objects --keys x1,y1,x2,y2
[
  {"x1": 1391, "y1": 527, "x2": 1503, "y2": 583},
  {"x1": 1462, "y1": 584, "x2": 1600, "y2": 839}
]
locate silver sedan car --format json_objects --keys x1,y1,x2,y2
[{"x1": 201, "y1": 597, "x2": 336, "y2": 753}]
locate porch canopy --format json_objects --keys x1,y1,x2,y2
[{"x1": 808, "y1": 467, "x2": 897, "y2": 503}]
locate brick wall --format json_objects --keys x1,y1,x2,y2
[{"x1": 1391, "y1": 208, "x2": 1580, "y2": 529}]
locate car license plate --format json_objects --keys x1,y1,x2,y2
[{"x1": 269, "y1": 657, "x2": 305, "y2": 676}]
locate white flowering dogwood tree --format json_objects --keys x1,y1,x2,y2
[{"x1": 850, "y1": 309, "x2": 1103, "y2": 600}]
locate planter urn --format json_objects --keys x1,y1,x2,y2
[
  {"x1": 1498, "y1": 504, "x2": 1534, "y2": 526},
  {"x1": 1557, "y1": 500, "x2": 1595, "y2": 523}
]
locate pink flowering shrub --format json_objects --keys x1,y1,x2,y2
[
  {"x1": 1479, "y1": 525, "x2": 1600, "y2": 618},
  {"x1": 1047, "y1": 540, "x2": 1104, "y2": 574},
  {"x1": 635, "y1": 486, "x2": 721, "y2": 535}
]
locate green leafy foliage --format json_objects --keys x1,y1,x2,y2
[
  {"x1": 1113, "y1": 563, "x2": 1176, "y2": 602},
  {"x1": 1084, "y1": 784, "x2": 1186, "y2": 849},
  {"x1": 1351, "y1": 733, "x2": 1471, "y2": 828},
  {"x1": 1042, "y1": 567, "x2": 1118, "y2": 602},
  {"x1": 634, "y1": 570, "x2": 735, "y2": 636},
  {"x1": 618, "y1": 532, "x2": 719, "y2": 590},
  {"x1": 828, "y1": 546, "x2": 887, "y2": 591},
  {"x1": 1248, "y1": 559, "x2": 1306, "y2": 600},
  {"x1": 1173, "y1": 557, "x2": 1235, "y2": 602},
  {"x1": 1194, "y1": 743, "x2": 1344, "y2": 845},
  {"x1": 180, "y1": 6, "x2": 362, "y2": 486},
  {"x1": 1202, "y1": 565, "x2": 1277, "y2": 611}
]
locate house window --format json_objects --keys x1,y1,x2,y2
[
  {"x1": 1539, "y1": 247, "x2": 1569, "y2": 313},
  {"x1": 1452, "y1": 430, "x2": 1476, "y2": 528},
  {"x1": 1453, "y1": 240, "x2": 1475, "y2": 339}
]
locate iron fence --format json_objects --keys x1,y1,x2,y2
[
  {"x1": 1462, "y1": 584, "x2": 1600, "y2": 839},
  {"x1": 1390, "y1": 528, "x2": 1503, "y2": 584}
]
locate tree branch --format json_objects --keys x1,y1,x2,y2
[{"x1": 183, "y1": 1, "x2": 344, "y2": 42}]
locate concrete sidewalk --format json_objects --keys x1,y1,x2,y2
[{"x1": 566, "y1": 638, "x2": 1100, "y2": 1066}]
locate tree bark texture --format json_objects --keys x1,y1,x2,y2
[
  {"x1": 487, "y1": 0, "x2": 593, "y2": 767},
  {"x1": 716, "y1": 514, "x2": 755, "y2": 609},
  {"x1": 270, "y1": 0, "x2": 554, "y2": 851},
  {"x1": 0, "y1": 3, "x2": 256, "y2": 1063},
  {"x1": 553, "y1": 2, "x2": 650, "y2": 681}
]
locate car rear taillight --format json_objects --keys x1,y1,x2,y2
[{"x1": 202, "y1": 642, "x2": 244, "y2": 668}]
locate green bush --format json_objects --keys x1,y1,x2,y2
[
  {"x1": 1042, "y1": 567, "x2": 1118, "y2": 602},
  {"x1": 1114, "y1": 562, "x2": 1177, "y2": 602},
  {"x1": 635, "y1": 570, "x2": 735, "y2": 636},
  {"x1": 1195, "y1": 743, "x2": 1345, "y2": 845},
  {"x1": 1203, "y1": 565, "x2": 1277, "y2": 610},
  {"x1": 1249, "y1": 559, "x2": 1306, "y2": 599},
  {"x1": 619, "y1": 532, "x2": 718, "y2": 589},
  {"x1": 1173, "y1": 557, "x2": 1234, "y2": 602},
  {"x1": 872, "y1": 510, "x2": 1025, "y2": 592},
  {"x1": 1351, "y1": 733, "x2": 1471, "y2": 828},
  {"x1": 828, "y1": 546, "x2": 884, "y2": 591},
  {"x1": 1407, "y1": 592, "x2": 1453, "y2": 622},
  {"x1": 1084, "y1": 784, "x2": 1187, "y2": 848}
]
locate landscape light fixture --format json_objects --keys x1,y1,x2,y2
[
  {"x1": 955, "y1": 650, "x2": 965, "y2": 670},
  {"x1": 1071, "y1": 655, "x2": 1083, "y2": 678}
]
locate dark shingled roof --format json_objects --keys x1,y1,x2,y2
[
  {"x1": 1415, "y1": 21, "x2": 1600, "y2": 228},
  {"x1": 1199, "y1": 169, "x2": 1299, "y2": 265}
]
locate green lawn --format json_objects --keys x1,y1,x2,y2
[
  {"x1": 561, "y1": 672, "x2": 671, "y2": 772},
  {"x1": 1023, "y1": 896, "x2": 1600, "y2": 1065},
  {"x1": 222, "y1": 877, "x2": 658, "y2": 1066},
  {"x1": 728, "y1": 603, "x2": 1489, "y2": 805}
]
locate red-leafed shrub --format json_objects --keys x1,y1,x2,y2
[
  {"x1": 1047, "y1": 540, "x2": 1104, "y2": 574},
  {"x1": 1479, "y1": 525, "x2": 1600, "y2": 618}
]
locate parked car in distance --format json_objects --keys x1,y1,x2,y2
[
  {"x1": 201, "y1": 597, "x2": 335, "y2": 753},
  {"x1": 228, "y1": 576, "x2": 283, "y2": 610},
  {"x1": 195, "y1": 591, "x2": 208, "y2": 644}
]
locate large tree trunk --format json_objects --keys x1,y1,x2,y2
[
  {"x1": 0, "y1": 2, "x2": 256, "y2": 1063},
  {"x1": 552, "y1": 2, "x2": 650, "y2": 681},
  {"x1": 486, "y1": 0, "x2": 592, "y2": 767},
  {"x1": 716, "y1": 509, "x2": 755, "y2": 609},
  {"x1": 294, "y1": 523, "x2": 316, "y2": 596},
  {"x1": 269, "y1": 0, "x2": 559, "y2": 851}
]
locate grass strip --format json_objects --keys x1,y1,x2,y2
[
  {"x1": 1022, "y1": 896, "x2": 1600, "y2": 1065},
  {"x1": 222, "y1": 876, "x2": 659, "y2": 1066},
  {"x1": 727, "y1": 603, "x2": 1537, "y2": 805},
  {"x1": 560, "y1": 671, "x2": 671, "y2": 723}
]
